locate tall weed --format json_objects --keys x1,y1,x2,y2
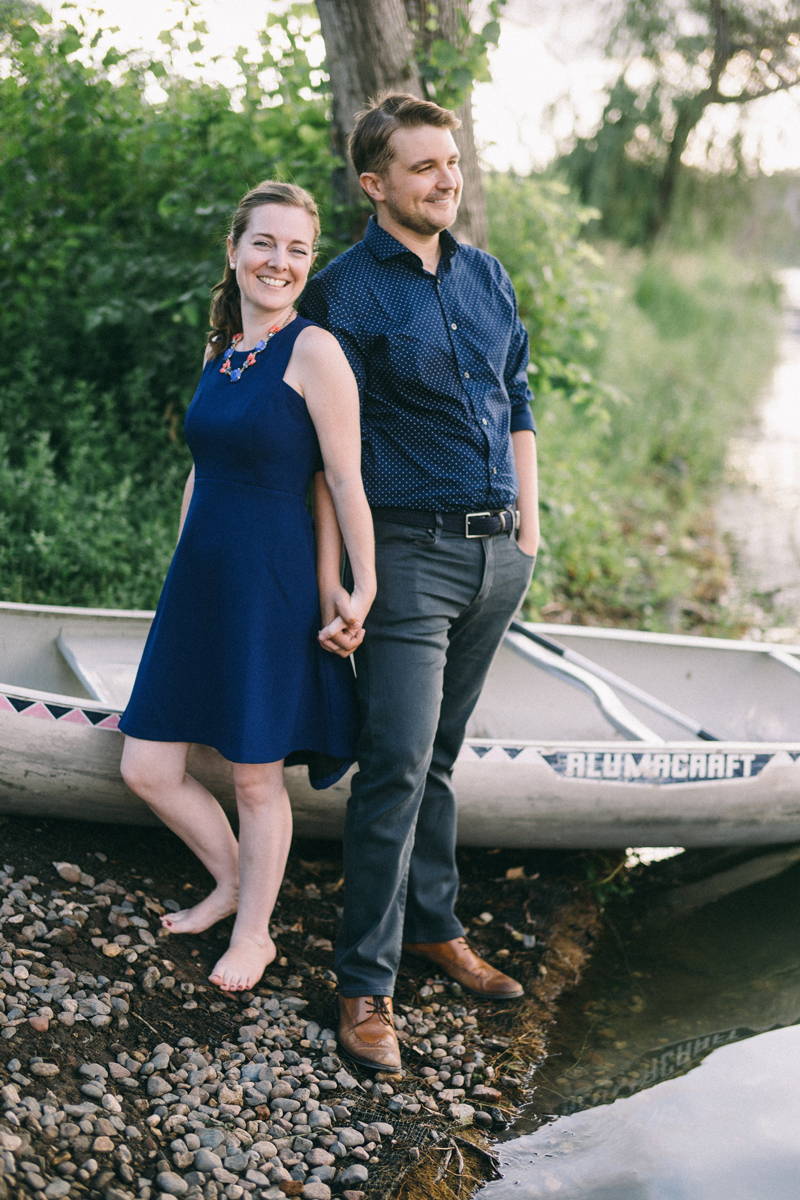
[{"x1": 526, "y1": 245, "x2": 780, "y2": 631}]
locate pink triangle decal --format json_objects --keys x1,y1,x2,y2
[
  {"x1": 21, "y1": 701, "x2": 56, "y2": 721},
  {"x1": 0, "y1": 695, "x2": 16, "y2": 713},
  {"x1": 59, "y1": 708, "x2": 93, "y2": 726},
  {"x1": 96, "y1": 713, "x2": 121, "y2": 730}
]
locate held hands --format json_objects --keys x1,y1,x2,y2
[{"x1": 318, "y1": 585, "x2": 372, "y2": 658}]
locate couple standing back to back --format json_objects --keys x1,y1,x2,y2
[{"x1": 120, "y1": 92, "x2": 539, "y2": 1074}]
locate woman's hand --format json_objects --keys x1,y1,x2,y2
[{"x1": 318, "y1": 584, "x2": 372, "y2": 657}]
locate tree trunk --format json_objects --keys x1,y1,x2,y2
[
  {"x1": 403, "y1": 0, "x2": 488, "y2": 248},
  {"x1": 317, "y1": 0, "x2": 489, "y2": 248},
  {"x1": 450, "y1": 96, "x2": 488, "y2": 249},
  {"x1": 315, "y1": 0, "x2": 423, "y2": 221},
  {"x1": 649, "y1": 95, "x2": 707, "y2": 239}
]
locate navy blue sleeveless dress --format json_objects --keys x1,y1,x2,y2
[{"x1": 119, "y1": 316, "x2": 357, "y2": 789}]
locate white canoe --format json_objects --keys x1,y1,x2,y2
[{"x1": 2, "y1": 599, "x2": 800, "y2": 847}]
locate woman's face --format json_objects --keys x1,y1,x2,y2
[{"x1": 228, "y1": 203, "x2": 316, "y2": 320}]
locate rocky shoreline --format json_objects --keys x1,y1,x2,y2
[{"x1": 0, "y1": 814, "x2": 599, "y2": 1200}]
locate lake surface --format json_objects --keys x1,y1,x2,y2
[
  {"x1": 718, "y1": 266, "x2": 800, "y2": 624},
  {"x1": 480, "y1": 861, "x2": 800, "y2": 1199}
]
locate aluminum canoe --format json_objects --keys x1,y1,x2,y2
[{"x1": 2, "y1": 599, "x2": 800, "y2": 847}]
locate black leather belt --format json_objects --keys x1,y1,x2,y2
[{"x1": 371, "y1": 506, "x2": 519, "y2": 538}]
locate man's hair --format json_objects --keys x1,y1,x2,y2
[{"x1": 349, "y1": 93, "x2": 461, "y2": 181}]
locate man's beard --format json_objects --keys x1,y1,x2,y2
[{"x1": 383, "y1": 192, "x2": 457, "y2": 236}]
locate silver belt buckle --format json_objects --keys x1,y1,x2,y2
[{"x1": 465, "y1": 510, "x2": 492, "y2": 537}]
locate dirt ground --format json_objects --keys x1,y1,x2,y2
[{"x1": 0, "y1": 813, "x2": 600, "y2": 1200}]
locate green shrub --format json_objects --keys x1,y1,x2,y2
[
  {"x1": 527, "y1": 245, "x2": 781, "y2": 631},
  {"x1": 0, "y1": 4, "x2": 340, "y2": 606}
]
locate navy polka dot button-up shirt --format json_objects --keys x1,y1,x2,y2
[{"x1": 299, "y1": 215, "x2": 536, "y2": 512}]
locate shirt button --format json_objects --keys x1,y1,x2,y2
[
  {"x1": 493, "y1": 467, "x2": 497, "y2": 474},
  {"x1": 464, "y1": 371, "x2": 470, "y2": 379},
  {"x1": 451, "y1": 323, "x2": 458, "y2": 330},
  {"x1": 482, "y1": 418, "x2": 488, "y2": 425}
]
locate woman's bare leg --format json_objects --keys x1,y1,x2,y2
[
  {"x1": 120, "y1": 736, "x2": 240, "y2": 933},
  {"x1": 209, "y1": 760, "x2": 292, "y2": 992}
]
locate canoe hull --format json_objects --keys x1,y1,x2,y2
[
  {"x1": 3, "y1": 707, "x2": 800, "y2": 846},
  {"x1": 3, "y1": 599, "x2": 800, "y2": 847}
]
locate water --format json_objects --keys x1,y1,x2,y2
[
  {"x1": 477, "y1": 269, "x2": 800, "y2": 1199},
  {"x1": 718, "y1": 267, "x2": 800, "y2": 624},
  {"x1": 481, "y1": 861, "x2": 800, "y2": 1199}
]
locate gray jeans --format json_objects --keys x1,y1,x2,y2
[{"x1": 336, "y1": 519, "x2": 535, "y2": 996}]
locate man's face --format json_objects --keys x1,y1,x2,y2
[{"x1": 364, "y1": 125, "x2": 462, "y2": 236}]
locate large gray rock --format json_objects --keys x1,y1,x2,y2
[
  {"x1": 334, "y1": 1128, "x2": 364, "y2": 1149},
  {"x1": 197, "y1": 1129, "x2": 225, "y2": 1149},
  {"x1": 223, "y1": 1153, "x2": 249, "y2": 1173},
  {"x1": 301, "y1": 1182, "x2": 331, "y2": 1200},
  {"x1": 44, "y1": 1181, "x2": 71, "y2": 1199},
  {"x1": 192, "y1": 1148, "x2": 223, "y2": 1173},
  {"x1": 155, "y1": 1172, "x2": 189, "y2": 1197},
  {"x1": 338, "y1": 1163, "x2": 369, "y2": 1188},
  {"x1": 146, "y1": 1076, "x2": 171, "y2": 1098}
]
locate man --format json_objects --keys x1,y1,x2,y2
[{"x1": 300, "y1": 93, "x2": 539, "y2": 1072}]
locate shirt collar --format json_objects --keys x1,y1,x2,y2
[{"x1": 364, "y1": 214, "x2": 461, "y2": 266}]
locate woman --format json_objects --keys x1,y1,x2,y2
[{"x1": 119, "y1": 181, "x2": 375, "y2": 994}]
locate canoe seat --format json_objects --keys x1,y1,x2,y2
[{"x1": 57, "y1": 634, "x2": 147, "y2": 710}]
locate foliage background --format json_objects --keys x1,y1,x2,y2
[{"x1": 0, "y1": 3, "x2": 784, "y2": 632}]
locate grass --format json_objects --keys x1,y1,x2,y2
[{"x1": 525, "y1": 245, "x2": 782, "y2": 634}]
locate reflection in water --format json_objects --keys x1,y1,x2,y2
[
  {"x1": 719, "y1": 266, "x2": 800, "y2": 618},
  {"x1": 481, "y1": 861, "x2": 800, "y2": 1199}
]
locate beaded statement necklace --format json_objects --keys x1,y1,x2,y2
[{"x1": 219, "y1": 310, "x2": 296, "y2": 382}]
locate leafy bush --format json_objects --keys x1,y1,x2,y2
[
  {"x1": 0, "y1": 10, "x2": 782, "y2": 634},
  {"x1": 0, "y1": 4, "x2": 339, "y2": 606},
  {"x1": 525, "y1": 242, "x2": 780, "y2": 631}
]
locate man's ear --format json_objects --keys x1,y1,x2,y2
[{"x1": 359, "y1": 171, "x2": 386, "y2": 204}]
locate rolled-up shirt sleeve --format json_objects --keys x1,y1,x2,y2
[{"x1": 504, "y1": 290, "x2": 536, "y2": 435}]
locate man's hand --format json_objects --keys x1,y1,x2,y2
[
  {"x1": 516, "y1": 527, "x2": 539, "y2": 558},
  {"x1": 318, "y1": 585, "x2": 370, "y2": 658}
]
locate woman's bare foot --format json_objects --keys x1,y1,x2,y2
[
  {"x1": 160, "y1": 884, "x2": 238, "y2": 935},
  {"x1": 209, "y1": 934, "x2": 276, "y2": 992}
]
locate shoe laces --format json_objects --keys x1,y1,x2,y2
[{"x1": 367, "y1": 996, "x2": 393, "y2": 1025}]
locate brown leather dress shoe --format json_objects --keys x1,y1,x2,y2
[
  {"x1": 337, "y1": 994, "x2": 403, "y2": 1072},
  {"x1": 403, "y1": 937, "x2": 524, "y2": 999}
]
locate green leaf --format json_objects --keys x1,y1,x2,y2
[
  {"x1": 193, "y1": 21, "x2": 208, "y2": 33},
  {"x1": 187, "y1": 38, "x2": 202, "y2": 53},
  {"x1": 15, "y1": 24, "x2": 39, "y2": 47},
  {"x1": 481, "y1": 20, "x2": 501, "y2": 45},
  {"x1": 149, "y1": 60, "x2": 167, "y2": 78},
  {"x1": 102, "y1": 48, "x2": 123, "y2": 67},
  {"x1": 450, "y1": 65, "x2": 474, "y2": 91},
  {"x1": 57, "y1": 28, "x2": 82, "y2": 55},
  {"x1": 429, "y1": 38, "x2": 462, "y2": 69}
]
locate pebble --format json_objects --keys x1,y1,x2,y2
[
  {"x1": 301, "y1": 1182, "x2": 331, "y2": 1200},
  {"x1": 156, "y1": 1171, "x2": 190, "y2": 1196},
  {"x1": 338, "y1": 1163, "x2": 370, "y2": 1187},
  {"x1": 0, "y1": 854, "x2": 521, "y2": 1200},
  {"x1": 30, "y1": 1061, "x2": 59, "y2": 1077},
  {"x1": 44, "y1": 1181, "x2": 72, "y2": 1199},
  {"x1": 193, "y1": 1148, "x2": 223, "y2": 1173}
]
